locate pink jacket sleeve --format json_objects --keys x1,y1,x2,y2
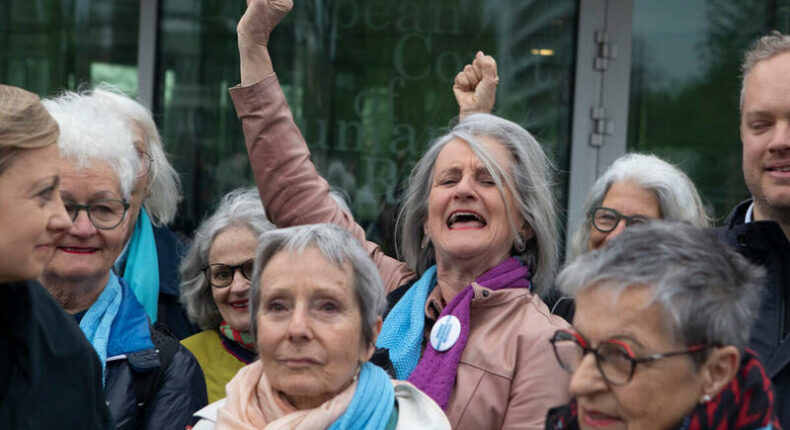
[{"x1": 228, "y1": 75, "x2": 416, "y2": 293}]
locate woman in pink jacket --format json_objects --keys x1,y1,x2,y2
[{"x1": 228, "y1": 1, "x2": 570, "y2": 428}]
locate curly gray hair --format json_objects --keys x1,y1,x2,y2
[{"x1": 180, "y1": 187, "x2": 275, "y2": 330}]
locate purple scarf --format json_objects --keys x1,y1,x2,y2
[{"x1": 407, "y1": 257, "x2": 531, "y2": 409}]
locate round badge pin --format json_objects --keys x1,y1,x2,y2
[{"x1": 430, "y1": 315, "x2": 461, "y2": 352}]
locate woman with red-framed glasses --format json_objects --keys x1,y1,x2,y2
[{"x1": 545, "y1": 222, "x2": 779, "y2": 430}]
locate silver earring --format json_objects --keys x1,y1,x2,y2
[
  {"x1": 421, "y1": 234, "x2": 431, "y2": 249},
  {"x1": 699, "y1": 394, "x2": 711, "y2": 404}
]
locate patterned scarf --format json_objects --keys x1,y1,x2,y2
[
  {"x1": 544, "y1": 349, "x2": 780, "y2": 430},
  {"x1": 220, "y1": 320, "x2": 256, "y2": 351}
]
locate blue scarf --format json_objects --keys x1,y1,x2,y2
[
  {"x1": 79, "y1": 272, "x2": 123, "y2": 384},
  {"x1": 122, "y1": 208, "x2": 160, "y2": 323},
  {"x1": 328, "y1": 362, "x2": 395, "y2": 430},
  {"x1": 375, "y1": 266, "x2": 437, "y2": 380}
]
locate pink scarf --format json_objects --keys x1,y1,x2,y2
[{"x1": 216, "y1": 361, "x2": 357, "y2": 430}]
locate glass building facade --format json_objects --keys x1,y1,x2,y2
[{"x1": 1, "y1": 0, "x2": 788, "y2": 254}]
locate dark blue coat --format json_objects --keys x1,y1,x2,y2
[
  {"x1": 715, "y1": 199, "x2": 790, "y2": 429},
  {"x1": 0, "y1": 281, "x2": 113, "y2": 429},
  {"x1": 104, "y1": 277, "x2": 207, "y2": 430}
]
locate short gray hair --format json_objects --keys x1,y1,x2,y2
[
  {"x1": 180, "y1": 187, "x2": 275, "y2": 330},
  {"x1": 43, "y1": 91, "x2": 139, "y2": 199},
  {"x1": 740, "y1": 31, "x2": 790, "y2": 109},
  {"x1": 250, "y1": 223, "x2": 386, "y2": 346},
  {"x1": 568, "y1": 153, "x2": 710, "y2": 261},
  {"x1": 558, "y1": 221, "x2": 764, "y2": 358},
  {"x1": 90, "y1": 85, "x2": 183, "y2": 225},
  {"x1": 396, "y1": 113, "x2": 558, "y2": 294}
]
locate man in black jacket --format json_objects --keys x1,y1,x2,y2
[
  {"x1": 0, "y1": 281, "x2": 114, "y2": 429},
  {"x1": 716, "y1": 31, "x2": 790, "y2": 428}
]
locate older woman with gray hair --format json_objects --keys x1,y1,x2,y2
[
  {"x1": 546, "y1": 222, "x2": 779, "y2": 430},
  {"x1": 228, "y1": 2, "x2": 570, "y2": 428},
  {"x1": 38, "y1": 91, "x2": 206, "y2": 429},
  {"x1": 546, "y1": 153, "x2": 710, "y2": 320},
  {"x1": 568, "y1": 153, "x2": 710, "y2": 261},
  {"x1": 180, "y1": 187, "x2": 275, "y2": 403},
  {"x1": 192, "y1": 223, "x2": 449, "y2": 429},
  {"x1": 84, "y1": 86, "x2": 193, "y2": 338}
]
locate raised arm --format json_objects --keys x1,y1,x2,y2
[
  {"x1": 453, "y1": 51, "x2": 499, "y2": 120},
  {"x1": 229, "y1": 0, "x2": 414, "y2": 292}
]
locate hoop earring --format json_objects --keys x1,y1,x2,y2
[{"x1": 421, "y1": 233, "x2": 431, "y2": 249}]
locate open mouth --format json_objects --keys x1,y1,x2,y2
[{"x1": 447, "y1": 211, "x2": 487, "y2": 230}]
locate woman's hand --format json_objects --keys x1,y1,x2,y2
[
  {"x1": 453, "y1": 51, "x2": 499, "y2": 120},
  {"x1": 237, "y1": 0, "x2": 292, "y2": 85},
  {"x1": 237, "y1": 0, "x2": 293, "y2": 47}
]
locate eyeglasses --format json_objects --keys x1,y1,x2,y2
[
  {"x1": 589, "y1": 207, "x2": 651, "y2": 233},
  {"x1": 549, "y1": 329, "x2": 711, "y2": 386},
  {"x1": 137, "y1": 151, "x2": 153, "y2": 179},
  {"x1": 202, "y1": 259, "x2": 255, "y2": 288},
  {"x1": 63, "y1": 198, "x2": 130, "y2": 230}
]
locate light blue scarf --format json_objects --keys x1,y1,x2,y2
[
  {"x1": 328, "y1": 362, "x2": 395, "y2": 430},
  {"x1": 79, "y1": 272, "x2": 123, "y2": 384},
  {"x1": 375, "y1": 266, "x2": 437, "y2": 380},
  {"x1": 122, "y1": 208, "x2": 160, "y2": 323}
]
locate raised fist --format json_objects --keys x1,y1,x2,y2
[
  {"x1": 237, "y1": 0, "x2": 293, "y2": 46},
  {"x1": 453, "y1": 51, "x2": 499, "y2": 119}
]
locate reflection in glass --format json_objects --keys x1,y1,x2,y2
[
  {"x1": 157, "y1": 0, "x2": 578, "y2": 253},
  {"x1": 628, "y1": 0, "x2": 790, "y2": 220}
]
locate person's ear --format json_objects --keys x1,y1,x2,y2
[
  {"x1": 363, "y1": 316, "x2": 383, "y2": 361},
  {"x1": 699, "y1": 345, "x2": 739, "y2": 401}
]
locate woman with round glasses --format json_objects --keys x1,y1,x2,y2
[
  {"x1": 87, "y1": 86, "x2": 193, "y2": 339},
  {"x1": 568, "y1": 153, "x2": 710, "y2": 259},
  {"x1": 38, "y1": 93, "x2": 207, "y2": 430},
  {"x1": 180, "y1": 188, "x2": 275, "y2": 402},
  {"x1": 547, "y1": 222, "x2": 779, "y2": 430},
  {"x1": 546, "y1": 153, "x2": 710, "y2": 320}
]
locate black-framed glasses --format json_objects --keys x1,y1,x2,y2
[
  {"x1": 63, "y1": 198, "x2": 130, "y2": 230},
  {"x1": 549, "y1": 329, "x2": 712, "y2": 386},
  {"x1": 202, "y1": 259, "x2": 255, "y2": 288},
  {"x1": 589, "y1": 207, "x2": 651, "y2": 233},
  {"x1": 137, "y1": 151, "x2": 153, "y2": 179}
]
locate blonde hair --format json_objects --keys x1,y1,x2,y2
[{"x1": 0, "y1": 85, "x2": 59, "y2": 174}]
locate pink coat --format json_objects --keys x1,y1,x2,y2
[{"x1": 229, "y1": 75, "x2": 570, "y2": 429}]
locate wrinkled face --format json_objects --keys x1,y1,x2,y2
[
  {"x1": 425, "y1": 136, "x2": 528, "y2": 269},
  {"x1": 0, "y1": 145, "x2": 71, "y2": 282},
  {"x1": 256, "y1": 247, "x2": 373, "y2": 410},
  {"x1": 570, "y1": 285, "x2": 704, "y2": 430},
  {"x1": 741, "y1": 51, "x2": 790, "y2": 219},
  {"x1": 44, "y1": 158, "x2": 129, "y2": 285},
  {"x1": 208, "y1": 224, "x2": 258, "y2": 332},
  {"x1": 588, "y1": 181, "x2": 660, "y2": 251}
]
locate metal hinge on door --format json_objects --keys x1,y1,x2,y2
[
  {"x1": 593, "y1": 30, "x2": 619, "y2": 71},
  {"x1": 590, "y1": 106, "x2": 614, "y2": 147}
]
